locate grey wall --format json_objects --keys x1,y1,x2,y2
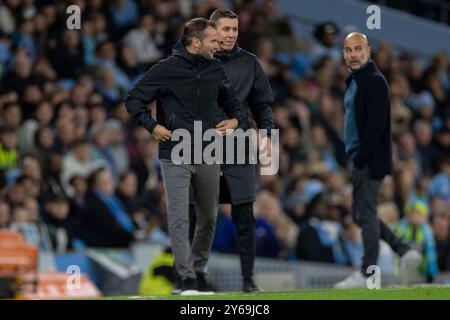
[{"x1": 278, "y1": 0, "x2": 450, "y2": 58}]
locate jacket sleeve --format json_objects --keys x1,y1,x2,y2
[
  {"x1": 353, "y1": 76, "x2": 390, "y2": 169},
  {"x1": 217, "y1": 67, "x2": 246, "y2": 128},
  {"x1": 124, "y1": 63, "x2": 166, "y2": 133},
  {"x1": 248, "y1": 57, "x2": 275, "y2": 131}
]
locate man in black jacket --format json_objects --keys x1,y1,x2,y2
[
  {"x1": 335, "y1": 32, "x2": 421, "y2": 288},
  {"x1": 125, "y1": 18, "x2": 244, "y2": 295},
  {"x1": 209, "y1": 9, "x2": 275, "y2": 292}
]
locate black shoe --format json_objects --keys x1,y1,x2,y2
[
  {"x1": 181, "y1": 277, "x2": 198, "y2": 291},
  {"x1": 196, "y1": 272, "x2": 215, "y2": 292},
  {"x1": 243, "y1": 279, "x2": 261, "y2": 293},
  {"x1": 171, "y1": 277, "x2": 183, "y2": 295}
]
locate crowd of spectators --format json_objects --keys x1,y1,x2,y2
[{"x1": 0, "y1": 0, "x2": 449, "y2": 281}]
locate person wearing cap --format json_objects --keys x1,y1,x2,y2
[
  {"x1": 335, "y1": 32, "x2": 422, "y2": 288},
  {"x1": 394, "y1": 199, "x2": 439, "y2": 282}
]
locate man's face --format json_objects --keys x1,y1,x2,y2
[
  {"x1": 198, "y1": 26, "x2": 219, "y2": 60},
  {"x1": 343, "y1": 36, "x2": 371, "y2": 70},
  {"x1": 216, "y1": 18, "x2": 238, "y2": 51},
  {"x1": 0, "y1": 131, "x2": 17, "y2": 149},
  {"x1": 75, "y1": 143, "x2": 91, "y2": 162},
  {"x1": 96, "y1": 170, "x2": 115, "y2": 195},
  {"x1": 409, "y1": 210, "x2": 426, "y2": 226}
]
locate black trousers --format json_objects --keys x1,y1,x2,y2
[
  {"x1": 230, "y1": 202, "x2": 256, "y2": 280},
  {"x1": 351, "y1": 164, "x2": 410, "y2": 275},
  {"x1": 189, "y1": 201, "x2": 256, "y2": 280}
]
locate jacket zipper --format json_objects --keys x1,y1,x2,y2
[
  {"x1": 194, "y1": 65, "x2": 200, "y2": 120},
  {"x1": 169, "y1": 113, "x2": 175, "y2": 130}
]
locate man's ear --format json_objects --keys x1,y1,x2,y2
[{"x1": 192, "y1": 37, "x2": 201, "y2": 49}]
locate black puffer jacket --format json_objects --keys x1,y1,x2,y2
[{"x1": 125, "y1": 40, "x2": 245, "y2": 160}]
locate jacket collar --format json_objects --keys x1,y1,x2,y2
[
  {"x1": 215, "y1": 45, "x2": 240, "y2": 61},
  {"x1": 345, "y1": 59, "x2": 377, "y2": 85},
  {"x1": 172, "y1": 39, "x2": 209, "y2": 65}
]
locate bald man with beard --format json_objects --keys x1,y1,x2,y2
[{"x1": 334, "y1": 33, "x2": 422, "y2": 288}]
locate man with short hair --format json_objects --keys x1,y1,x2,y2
[
  {"x1": 335, "y1": 32, "x2": 421, "y2": 288},
  {"x1": 125, "y1": 18, "x2": 244, "y2": 295},
  {"x1": 206, "y1": 8, "x2": 274, "y2": 292}
]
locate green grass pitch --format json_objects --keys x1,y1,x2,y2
[{"x1": 106, "y1": 286, "x2": 450, "y2": 300}]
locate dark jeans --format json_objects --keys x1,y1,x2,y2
[{"x1": 351, "y1": 164, "x2": 410, "y2": 276}]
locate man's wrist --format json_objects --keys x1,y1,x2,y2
[{"x1": 148, "y1": 122, "x2": 157, "y2": 134}]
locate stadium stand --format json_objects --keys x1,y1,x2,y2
[{"x1": 0, "y1": 0, "x2": 449, "y2": 295}]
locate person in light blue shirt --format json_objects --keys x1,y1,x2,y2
[{"x1": 428, "y1": 157, "x2": 450, "y2": 202}]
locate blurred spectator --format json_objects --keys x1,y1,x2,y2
[
  {"x1": 214, "y1": 190, "x2": 298, "y2": 259},
  {"x1": 0, "y1": 124, "x2": 19, "y2": 172},
  {"x1": 431, "y1": 211, "x2": 450, "y2": 272},
  {"x1": 0, "y1": 199, "x2": 10, "y2": 228},
  {"x1": 296, "y1": 192, "x2": 347, "y2": 265},
  {"x1": 428, "y1": 157, "x2": 450, "y2": 202},
  {"x1": 0, "y1": 1, "x2": 17, "y2": 35},
  {"x1": 95, "y1": 41, "x2": 131, "y2": 92},
  {"x1": 395, "y1": 199, "x2": 439, "y2": 281},
  {"x1": 106, "y1": 119, "x2": 130, "y2": 176},
  {"x1": 29, "y1": 125, "x2": 55, "y2": 167},
  {"x1": 61, "y1": 138, "x2": 107, "y2": 196},
  {"x1": 123, "y1": 14, "x2": 162, "y2": 66},
  {"x1": 117, "y1": 44, "x2": 143, "y2": 83},
  {"x1": 115, "y1": 170, "x2": 146, "y2": 231},
  {"x1": 311, "y1": 22, "x2": 341, "y2": 65},
  {"x1": 79, "y1": 167, "x2": 135, "y2": 248},
  {"x1": 377, "y1": 202, "x2": 400, "y2": 227},
  {"x1": 69, "y1": 174, "x2": 87, "y2": 208},
  {"x1": 413, "y1": 119, "x2": 436, "y2": 177},
  {"x1": 18, "y1": 100, "x2": 53, "y2": 154},
  {"x1": 1, "y1": 102, "x2": 21, "y2": 129},
  {"x1": 40, "y1": 194, "x2": 79, "y2": 253},
  {"x1": 49, "y1": 30, "x2": 85, "y2": 80},
  {"x1": 109, "y1": 0, "x2": 139, "y2": 39},
  {"x1": 9, "y1": 204, "x2": 40, "y2": 246}
]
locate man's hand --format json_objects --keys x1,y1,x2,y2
[
  {"x1": 151, "y1": 124, "x2": 172, "y2": 142},
  {"x1": 259, "y1": 136, "x2": 272, "y2": 157},
  {"x1": 216, "y1": 118, "x2": 239, "y2": 135}
]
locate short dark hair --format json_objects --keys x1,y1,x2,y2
[
  {"x1": 210, "y1": 8, "x2": 238, "y2": 22},
  {"x1": 182, "y1": 18, "x2": 216, "y2": 46}
]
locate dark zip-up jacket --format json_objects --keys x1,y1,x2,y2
[
  {"x1": 345, "y1": 60, "x2": 393, "y2": 179},
  {"x1": 215, "y1": 46, "x2": 275, "y2": 132},
  {"x1": 125, "y1": 40, "x2": 245, "y2": 160},
  {"x1": 214, "y1": 46, "x2": 275, "y2": 205}
]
